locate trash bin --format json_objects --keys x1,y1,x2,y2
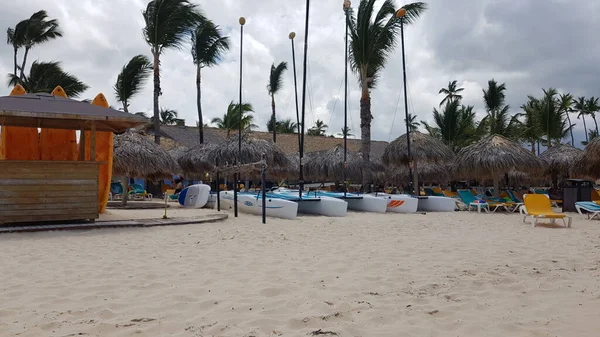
[{"x1": 562, "y1": 179, "x2": 593, "y2": 212}]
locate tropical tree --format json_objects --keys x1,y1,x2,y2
[
  {"x1": 574, "y1": 96, "x2": 589, "y2": 144},
  {"x1": 421, "y1": 101, "x2": 481, "y2": 152},
  {"x1": 307, "y1": 119, "x2": 328, "y2": 136},
  {"x1": 336, "y1": 126, "x2": 354, "y2": 138},
  {"x1": 347, "y1": 0, "x2": 427, "y2": 188},
  {"x1": 211, "y1": 101, "x2": 257, "y2": 136},
  {"x1": 143, "y1": 0, "x2": 204, "y2": 144},
  {"x1": 114, "y1": 55, "x2": 152, "y2": 113},
  {"x1": 6, "y1": 21, "x2": 27, "y2": 76},
  {"x1": 586, "y1": 96, "x2": 599, "y2": 134},
  {"x1": 7, "y1": 60, "x2": 88, "y2": 97},
  {"x1": 520, "y1": 89, "x2": 572, "y2": 148},
  {"x1": 518, "y1": 98, "x2": 543, "y2": 154},
  {"x1": 267, "y1": 62, "x2": 288, "y2": 143},
  {"x1": 582, "y1": 130, "x2": 599, "y2": 146},
  {"x1": 405, "y1": 112, "x2": 420, "y2": 131},
  {"x1": 480, "y1": 79, "x2": 520, "y2": 138},
  {"x1": 191, "y1": 20, "x2": 230, "y2": 144},
  {"x1": 558, "y1": 93, "x2": 575, "y2": 146},
  {"x1": 160, "y1": 108, "x2": 179, "y2": 125},
  {"x1": 438, "y1": 80, "x2": 464, "y2": 106},
  {"x1": 277, "y1": 118, "x2": 298, "y2": 134}
]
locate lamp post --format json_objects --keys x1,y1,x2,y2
[
  {"x1": 289, "y1": 32, "x2": 301, "y2": 156},
  {"x1": 395, "y1": 8, "x2": 415, "y2": 195},
  {"x1": 234, "y1": 16, "x2": 246, "y2": 217},
  {"x1": 343, "y1": 0, "x2": 351, "y2": 198},
  {"x1": 299, "y1": 0, "x2": 310, "y2": 200}
]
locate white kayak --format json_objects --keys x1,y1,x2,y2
[
  {"x1": 274, "y1": 188, "x2": 348, "y2": 217},
  {"x1": 219, "y1": 191, "x2": 298, "y2": 220},
  {"x1": 368, "y1": 193, "x2": 418, "y2": 213},
  {"x1": 178, "y1": 184, "x2": 210, "y2": 208},
  {"x1": 417, "y1": 195, "x2": 457, "y2": 212},
  {"x1": 314, "y1": 191, "x2": 388, "y2": 213},
  {"x1": 204, "y1": 192, "x2": 217, "y2": 209}
]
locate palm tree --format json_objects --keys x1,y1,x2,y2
[
  {"x1": 438, "y1": 80, "x2": 464, "y2": 106},
  {"x1": 519, "y1": 98, "x2": 543, "y2": 154},
  {"x1": 7, "y1": 60, "x2": 88, "y2": 97},
  {"x1": 191, "y1": 20, "x2": 230, "y2": 144},
  {"x1": 347, "y1": 0, "x2": 427, "y2": 188},
  {"x1": 114, "y1": 55, "x2": 152, "y2": 113},
  {"x1": 143, "y1": 0, "x2": 204, "y2": 144},
  {"x1": 421, "y1": 101, "x2": 481, "y2": 152},
  {"x1": 278, "y1": 119, "x2": 298, "y2": 134},
  {"x1": 13, "y1": 11, "x2": 62, "y2": 80},
  {"x1": 160, "y1": 108, "x2": 179, "y2": 125},
  {"x1": 582, "y1": 130, "x2": 599, "y2": 146},
  {"x1": 267, "y1": 62, "x2": 288, "y2": 143},
  {"x1": 481, "y1": 79, "x2": 520, "y2": 138},
  {"x1": 337, "y1": 126, "x2": 354, "y2": 137},
  {"x1": 6, "y1": 19, "x2": 28, "y2": 76},
  {"x1": 405, "y1": 112, "x2": 420, "y2": 131},
  {"x1": 574, "y1": 96, "x2": 589, "y2": 144},
  {"x1": 586, "y1": 96, "x2": 599, "y2": 134},
  {"x1": 307, "y1": 119, "x2": 328, "y2": 136},
  {"x1": 558, "y1": 93, "x2": 575, "y2": 146},
  {"x1": 211, "y1": 101, "x2": 257, "y2": 136}
]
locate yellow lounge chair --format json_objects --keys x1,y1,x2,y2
[{"x1": 522, "y1": 194, "x2": 571, "y2": 228}]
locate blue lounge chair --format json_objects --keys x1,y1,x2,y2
[
  {"x1": 575, "y1": 201, "x2": 600, "y2": 220},
  {"x1": 458, "y1": 190, "x2": 509, "y2": 213},
  {"x1": 109, "y1": 182, "x2": 123, "y2": 200}
]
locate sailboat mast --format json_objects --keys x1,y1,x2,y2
[
  {"x1": 299, "y1": 0, "x2": 310, "y2": 199},
  {"x1": 343, "y1": 1, "x2": 350, "y2": 198}
]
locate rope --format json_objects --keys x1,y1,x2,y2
[{"x1": 388, "y1": 87, "x2": 403, "y2": 142}]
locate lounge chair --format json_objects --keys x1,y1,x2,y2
[
  {"x1": 129, "y1": 183, "x2": 153, "y2": 200},
  {"x1": 458, "y1": 190, "x2": 508, "y2": 213},
  {"x1": 109, "y1": 182, "x2": 123, "y2": 201},
  {"x1": 506, "y1": 190, "x2": 524, "y2": 213},
  {"x1": 575, "y1": 201, "x2": 600, "y2": 220},
  {"x1": 522, "y1": 194, "x2": 571, "y2": 228},
  {"x1": 164, "y1": 188, "x2": 179, "y2": 202}
]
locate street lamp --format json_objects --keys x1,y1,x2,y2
[
  {"x1": 343, "y1": 0, "x2": 351, "y2": 198},
  {"x1": 395, "y1": 8, "x2": 415, "y2": 195},
  {"x1": 289, "y1": 32, "x2": 301, "y2": 156},
  {"x1": 234, "y1": 16, "x2": 246, "y2": 217}
]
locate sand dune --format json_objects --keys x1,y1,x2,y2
[{"x1": 1, "y1": 210, "x2": 599, "y2": 336}]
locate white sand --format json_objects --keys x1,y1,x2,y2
[{"x1": 1, "y1": 211, "x2": 600, "y2": 337}]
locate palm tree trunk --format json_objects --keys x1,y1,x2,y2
[
  {"x1": 583, "y1": 116, "x2": 589, "y2": 143},
  {"x1": 593, "y1": 115, "x2": 599, "y2": 134},
  {"x1": 196, "y1": 65, "x2": 204, "y2": 144},
  {"x1": 359, "y1": 81, "x2": 371, "y2": 192},
  {"x1": 530, "y1": 141, "x2": 535, "y2": 154},
  {"x1": 152, "y1": 50, "x2": 161, "y2": 144},
  {"x1": 566, "y1": 113, "x2": 574, "y2": 146},
  {"x1": 13, "y1": 47, "x2": 18, "y2": 76},
  {"x1": 19, "y1": 46, "x2": 30, "y2": 80},
  {"x1": 122, "y1": 100, "x2": 128, "y2": 113},
  {"x1": 121, "y1": 176, "x2": 129, "y2": 206},
  {"x1": 271, "y1": 94, "x2": 276, "y2": 143}
]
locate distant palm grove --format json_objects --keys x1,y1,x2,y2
[{"x1": 4, "y1": 0, "x2": 597, "y2": 168}]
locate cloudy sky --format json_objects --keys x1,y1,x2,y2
[{"x1": 2, "y1": 0, "x2": 599, "y2": 146}]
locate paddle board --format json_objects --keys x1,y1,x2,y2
[
  {"x1": 178, "y1": 184, "x2": 211, "y2": 208},
  {"x1": 78, "y1": 93, "x2": 114, "y2": 213},
  {"x1": 39, "y1": 86, "x2": 78, "y2": 161},
  {"x1": 0, "y1": 84, "x2": 40, "y2": 160}
]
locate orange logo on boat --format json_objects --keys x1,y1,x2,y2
[{"x1": 387, "y1": 200, "x2": 405, "y2": 208}]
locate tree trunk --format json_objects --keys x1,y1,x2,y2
[
  {"x1": 19, "y1": 46, "x2": 30, "y2": 80},
  {"x1": 196, "y1": 65, "x2": 204, "y2": 144},
  {"x1": 566, "y1": 113, "x2": 574, "y2": 146},
  {"x1": 359, "y1": 74, "x2": 372, "y2": 192},
  {"x1": 582, "y1": 116, "x2": 589, "y2": 143},
  {"x1": 13, "y1": 47, "x2": 18, "y2": 76},
  {"x1": 121, "y1": 176, "x2": 129, "y2": 207},
  {"x1": 271, "y1": 94, "x2": 277, "y2": 143},
  {"x1": 152, "y1": 50, "x2": 161, "y2": 144},
  {"x1": 593, "y1": 115, "x2": 599, "y2": 134},
  {"x1": 122, "y1": 100, "x2": 128, "y2": 113},
  {"x1": 493, "y1": 177, "x2": 500, "y2": 198},
  {"x1": 530, "y1": 141, "x2": 535, "y2": 154}
]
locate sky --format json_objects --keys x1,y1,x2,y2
[{"x1": 2, "y1": 0, "x2": 599, "y2": 147}]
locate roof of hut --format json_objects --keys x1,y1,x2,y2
[
  {"x1": 386, "y1": 162, "x2": 451, "y2": 184},
  {"x1": 112, "y1": 131, "x2": 180, "y2": 180},
  {"x1": 177, "y1": 143, "x2": 218, "y2": 174},
  {"x1": 204, "y1": 134, "x2": 289, "y2": 169},
  {"x1": 382, "y1": 131, "x2": 453, "y2": 165},
  {"x1": 453, "y1": 134, "x2": 544, "y2": 179},
  {"x1": 539, "y1": 144, "x2": 583, "y2": 175},
  {"x1": 571, "y1": 138, "x2": 600, "y2": 179},
  {"x1": 304, "y1": 145, "x2": 385, "y2": 182}
]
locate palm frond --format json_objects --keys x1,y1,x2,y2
[
  {"x1": 114, "y1": 54, "x2": 153, "y2": 105},
  {"x1": 267, "y1": 62, "x2": 288, "y2": 95},
  {"x1": 10, "y1": 60, "x2": 88, "y2": 97},
  {"x1": 191, "y1": 20, "x2": 230, "y2": 67},
  {"x1": 143, "y1": 0, "x2": 205, "y2": 53}
]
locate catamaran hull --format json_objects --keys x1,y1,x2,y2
[
  {"x1": 219, "y1": 191, "x2": 298, "y2": 220},
  {"x1": 297, "y1": 196, "x2": 348, "y2": 217},
  {"x1": 417, "y1": 196, "x2": 456, "y2": 212},
  {"x1": 369, "y1": 193, "x2": 418, "y2": 213},
  {"x1": 346, "y1": 195, "x2": 388, "y2": 213}
]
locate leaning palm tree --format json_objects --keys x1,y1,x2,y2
[
  {"x1": 348, "y1": 0, "x2": 427, "y2": 188},
  {"x1": 6, "y1": 19, "x2": 28, "y2": 76},
  {"x1": 211, "y1": 101, "x2": 257, "y2": 136},
  {"x1": 574, "y1": 96, "x2": 589, "y2": 144},
  {"x1": 191, "y1": 20, "x2": 230, "y2": 144},
  {"x1": 558, "y1": 93, "x2": 575, "y2": 146},
  {"x1": 438, "y1": 80, "x2": 463, "y2": 106},
  {"x1": 8, "y1": 60, "x2": 88, "y2": 97},
  {"x1": 16, "y1": 11, "x2": 62, "y2": 80},
  {"x1": 114, "y1": 55, "x2": 152, "y2": 113},
  {"x1": 143, "y1": 0, "x2": 204, "y2": 144},
  {"x1": 267, "y1": 62, "x2": 288, "y2": 143},
  {"x1": 586, "y1": 96, "x2": 599, "y2": 134}
]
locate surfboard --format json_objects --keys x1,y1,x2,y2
[
  {"x1": 0, "y1": 84, "x2": 40, "y2": 160},
  {"x1": 178, "y1": 184, "x2": 211, "y2": 208},
  {"x1": 39, "y1": 86, "x2": 78, "y2": 161},
  {"x1": 78, "y1": 93, "x2": 114, "y2": 214}
]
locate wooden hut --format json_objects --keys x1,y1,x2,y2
[{"x1": 0, "y1": 91, "x2": 147, "y2": 225}]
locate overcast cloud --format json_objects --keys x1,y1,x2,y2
[{"x1": 2, "y1": 0, "x2": 599, "y2": 146}]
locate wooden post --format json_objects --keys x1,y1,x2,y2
[
  {"x1": 79, "y1": 128, "x2": 86, "y2": 161},
  {"x1": 90, "y1": 123, "x2": 97, "y2": 161}
]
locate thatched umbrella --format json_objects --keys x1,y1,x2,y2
[
  {"x1": 304, "y1": 145, "x2": 385, "y2": 183},
  {"x1": 453, "y1": 135, "x2": 544, "y2": 197},
  {"x1": 177, "y1": 143, "x2": 217, "y2": 177},
  {"x1": 113, "y1": 131, "x2": 180, "y2": 205},
  {"x1": 383, "y1": 131, "x2": 454, "y2": 193},
  {"x1": 539, "y1": 144, "x2": 583, "y2": 186},
  {"x1": 386, "y1": 162, "x2": 451, "y2": 185},
  {"x1": 571, "y1": 137, "x2": 600, "y2": 179}
]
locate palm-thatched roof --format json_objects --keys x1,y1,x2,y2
[
  {"x1": 453, "y1": 135, "x2": 544, "y2": 179},
  {"x1": 304, "y1": 145, "x2": 385, "y2": 182},
  {"x1": 177, "y1": 143, "x2": 217, "y2": 175},
  {"x1": 385, "y1": 162, "x2": 451, "y2": 184},
  {"x1": 382, "y1": 131, "x2": 453, "y2": 165},
  {"x1": 571, "y1": 138, "x2": 600, "y2": 179},
  {"x1": 112, "y1": 131, "x2": 180, "y2": 181},
  {"x1": 205, "y1": 135, "x2": 289, "y2": 169},
  {"x1": 539, "y1": 144, "x2": 583, "y2": 176}
]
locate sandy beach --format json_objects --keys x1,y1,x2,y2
[{"x1": 1, "y1": 210, "x2": 600, "y2": 337}]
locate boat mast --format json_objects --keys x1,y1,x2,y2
[
  {"x1": 343, "y1": 0, "x2": 351, "y2": 198},
  {"x1": 298, "y1": 0, "x2": 310, "y2": 199}
]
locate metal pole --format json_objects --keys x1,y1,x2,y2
[
  {"x1": 343, "y1": 5, "x2": 349, "y2": 198},
  {"x1": 400, "y1": 17, "x2": 414, "y2": 195},
  {"x1": 290, "y1": 33, "x2": 301, "y2": 159},
  {"x1": 261, "y1": 154, "x2": 266, "y2": 224},
  {"x1": 299, "y1": 0, "x2": 310, "y2": 200},
  {"x1": 216, "y1": 157, "x2": 220, "y2": 211},
  {"x1": 234, "y1": 20, "x2": 245, "y2": 217}
]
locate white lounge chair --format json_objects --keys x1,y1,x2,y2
[{"x1": 575, "y1": 201, "x2": 600, "y2": 220}]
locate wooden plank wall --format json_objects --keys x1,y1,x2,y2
[{"x1": 0, "y1": 161, "x2": 100, "y2": 225}]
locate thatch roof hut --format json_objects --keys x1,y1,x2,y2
[
  {"x1": 113, "y1": 131, "x2": 180, "y2": 180},
  {"x1": 303, "y1": 145, "x2": 385, "y2": 182},
  {"x1": 386, "y1": 162, "x2": 451, "y2": 185},
  {"x1": 177, "y1": 143, "x2": 217, "y2": 177},
  {"x1": 539, "y1": 144, "x2": 583, "y2": 185},
  {"x1": 571, "y1": 138, "x2": 600, "y2": 179},
  {"x1": 453, "y1": 135, "x2": 544, "y2": 196}
]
